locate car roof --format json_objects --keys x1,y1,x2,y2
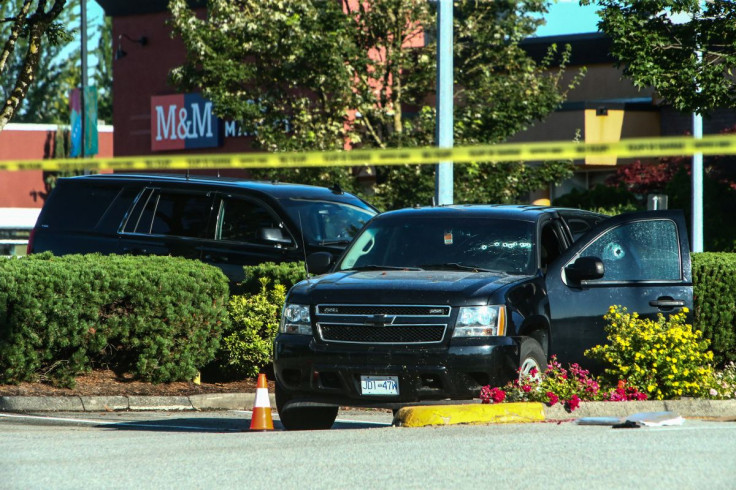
[
  {"x1": 62, "y1": 173, "x2": 368, "y2": 203},
  {"x1": 375, "y1": 204, "x2": 602, "y2": 222}
]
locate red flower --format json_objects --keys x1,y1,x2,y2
[
  {"x1": 546, "y1": 392, "x2": 559, "y2": 406},
  {"x1": 565, "y1": 394, "x2": 581, "y2": 412},
  {"x1": 479, "y1": 386, "x2": 506, "y2": 404},
  {"x1": 522, "y1": 384, "x2": 532, "y2": 393},
  {"x1": 479, "y1": 385, "x2": 492, "y2": 404},
  {"x1": 491, "y1": 387, "x2": 506, "y2": 403}
]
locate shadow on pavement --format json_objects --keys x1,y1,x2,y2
[{"x1": 99, "y1": 416, "x2": 391, "y2": 432}]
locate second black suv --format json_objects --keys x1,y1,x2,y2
[
  {"x1": 28, "y1": 173, "x2": 377, "y2": 283},
  {"x1": 274, "y1": 205, "x2": 693, "y2": 429}
]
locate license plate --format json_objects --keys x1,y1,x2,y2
[{"x1": 360, "y1": 375, "x2": 399, "y2": 396}]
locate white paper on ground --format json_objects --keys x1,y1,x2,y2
[{"x1": 624, "y1": 411, "x2": 685, "y2": 427}]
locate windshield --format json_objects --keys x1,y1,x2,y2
[
  {"x1": 280, "y1": 198, "x2": 376, "y2": 246},
  {"x1": 338, "y1": 216, "x2": 536, "y2": 275}
]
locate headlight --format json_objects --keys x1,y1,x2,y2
[
  {"x1": 452, "y1": 306, "x2": 506, "y2": 337},
  {"x1": 280, "y1": 303, "x2": 312, "y2": 335}
]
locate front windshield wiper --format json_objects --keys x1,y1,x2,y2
[
  {"x1": 418, "y1": 263, "x2": 496, "y2": 273},
  {"x1": 349, "y1": 264, "x2": 424, "y2": 271}
]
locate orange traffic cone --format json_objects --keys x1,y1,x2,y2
[{"x1": 250, "y1": 373, "x2": 274, "y2": 431}]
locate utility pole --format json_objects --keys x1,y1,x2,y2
[
  {"x1": 691, "y1": 3, "x2": 704, "y2": 253},
  {"x1": 434, "y1": 0, "x2": 453, "y2": 206},
  {"x1": 80, "y1": 0, "x2": 88, "y2": 159}
]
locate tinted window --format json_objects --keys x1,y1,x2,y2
[
  {"x1": 279, "y1": 198, "x2": 376, "y2": 245},
  {"x1": 580, "y1": 219, "x2": 681, "y2": 281},
  {"x1": 124, "y1": 189, "x2": 213, "y2": 238},
  {"x1": 217, "y1": 197, "x2": 294, "y2": 246},
  {"x1": 338, "y1": 217, "x2": 536, "y2": 275},
  {"x1": 40, "y1": 182, "x2": 122, "y2": 231}
]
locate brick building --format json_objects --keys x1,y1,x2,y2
[{"x1": 0, "y1": 124, "x2": 113, "y2": 255}]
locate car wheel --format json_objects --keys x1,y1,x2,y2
[
  {"x1": 275, "y1": 383, "x2": 338, "y2": 431},
  {"x1": 519, "y1": 338, "x2": 546, "y2": 382}
]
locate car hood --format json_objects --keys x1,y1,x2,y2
[{"x1": 288, "y1": 270, "x2": 524, "y2": 305}]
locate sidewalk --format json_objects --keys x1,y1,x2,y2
[{"x1": 2, "y1": 394, "x2": 736, "y2": 426}]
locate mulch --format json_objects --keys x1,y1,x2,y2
[{"x1": 0, "y1": 369, "x2": 265, "y2": 397}]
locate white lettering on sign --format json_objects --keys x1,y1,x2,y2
[
  {"x1": 155, "y1": 105, "x2": 177, "y2": 141},
  {"x1": 155, "y1": 101, "x2": 214, "y2": 141},
  {"x1": 225, "y1": 120, "x2": 255, "y2": 138},
  {"x1": 189, "y1": 102, "x2": 213, "y2": 138}
]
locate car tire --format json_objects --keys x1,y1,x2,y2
[
  {"x1": 519, "y1": 338, "x2": 546, "y2": 381},
  {"x1": 275, "y1": 383, "x2": 339, "y2": 431}
]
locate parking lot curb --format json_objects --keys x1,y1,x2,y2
[
  {"x1": 393, "y1": 402, "x2": 546, "y2": 427},
  {"x1": 0, "y1": 393, "x2": 276, "y2": 413},
  {"x1": 2, "y1": 396, "x2": 735, "y2": 421}
]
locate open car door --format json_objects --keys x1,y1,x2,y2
[{"x1": 545, "y1": 210, "x2": 693, "y2": 369}]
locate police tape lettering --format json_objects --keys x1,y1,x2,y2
[{"x1": 2, "y1": 134, "x2": 736, "y2": 172}]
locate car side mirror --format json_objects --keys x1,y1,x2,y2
[
  {"x1": 306, "y1": 251, "x2": 334, "y2": 275},
  {"x1": 565, "y1": 256, "x2": 604, "y2": 283},
  {"x1": 258, "y1": 227, "x2": 292, "y2": 245}
]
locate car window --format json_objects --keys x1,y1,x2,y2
[
  {"x1": 338, "y1": 217, "x2": 536, "y2": 275},
  {"x1": 123, "y1": 189, "x2": 212, "y2": 238},
  {"x1": 41, "y1": 182, "x2": 122, "y2": 231},
  {"x1": 278, "y1": 198, "x2": 376, "y2": 245},
  {"x1": 217, "y1": 196, "x2": 295, "y2": 247},
  {"x1": 578, "y1": 219, "x2": 681, "y2": 281}
]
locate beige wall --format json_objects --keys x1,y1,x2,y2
[{"x1": 565, "y1": 64, "x2": 654, "y2": 101}]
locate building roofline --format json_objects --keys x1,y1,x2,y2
[{"x1": 95, "y1": 0, "x2": 205, "y2": 17}]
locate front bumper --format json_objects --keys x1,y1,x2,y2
[{"x1": 273, "y1": 334, "x2": 520, "y2": 409}]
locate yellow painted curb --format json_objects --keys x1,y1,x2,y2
[{"x1": 394, "y1": 402, "x2": 546, "y2": 427}]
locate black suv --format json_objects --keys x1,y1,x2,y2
[
  {"x1": 273, "y1": 205, "x2": 693, "y2": 429},
  {"x1": 28, "y1": 174, "x2": 377, "y2": 283}
]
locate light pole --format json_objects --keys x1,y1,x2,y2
[
  {"x1": 434, "y1": 0, "x2": 453, "y2": 206},
  {"x1": 691, "y1": 3, "x2": 705, "y2": 253},
  {"x1": 80, "y1": 0, "x2": 88, "y2": 159}
]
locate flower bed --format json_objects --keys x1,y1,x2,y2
[{"x1": 480, "y1": 306, "x2": 736, "y2": 411}]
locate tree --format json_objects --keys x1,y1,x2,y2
[
  {"x1": 580, "y1": 0, "x2": 736, "y2": 114},
  {"x1": 0, "y1": 0, "x2": 71, "y2": 130},
  {"x1": 169, "y1": 0, "x2": 581, "y2": 209}
]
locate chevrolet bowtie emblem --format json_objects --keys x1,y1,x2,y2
[{"x1": 365, "y1": 314, "x2": 395, "y2": 327}]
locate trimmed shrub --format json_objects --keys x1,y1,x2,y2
[
  {"x1": 206, "y1": 262, "x2": 304, "y2": 379},
  {"x1": 239, "y1": 261, "x2": 307, "y2": 294},
  {"x1": 0, "y1": 253, "x2": 230, "y2": 386},
  {"x1": 217, "y1": 279, "x2": 286, "y2": 378},
  {"x1": 692, "y1": 253, "x2": 736, "y2": 365}
]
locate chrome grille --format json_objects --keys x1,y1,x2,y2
[
  {"x1": 317, "y1": 323, "x2": 446, "y2": 344},
  {"x1": 316, "y1": 305, "x2": 450, "y2": 316},
  {"x1": 315, "y1": 304, "x2": 450, "y2": 344}
]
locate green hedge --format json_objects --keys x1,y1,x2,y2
[
  {"x1": 238, "y1": 261, "x2": 307, "y2": 294},
  {"x1": 0, "y1": 253, "x2": 230, "y2": 386},
  {"x1": 693, "y1": 253, "x2": 736, "y2": 366},
  {"x1": 205, "y1": 263, "x2": 307, "y2": 379}
]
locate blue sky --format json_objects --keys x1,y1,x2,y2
[{"x1": 536, "y1": 1, "x2": 601, "y2": 37}]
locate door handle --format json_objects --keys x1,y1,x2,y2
[{"x1": 649, "y1": 298, "x2": 685, "y2": 309}]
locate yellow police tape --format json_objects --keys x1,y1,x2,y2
[{"x1": 2, "y1": 133, "x2": 735, "y2": 172}]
